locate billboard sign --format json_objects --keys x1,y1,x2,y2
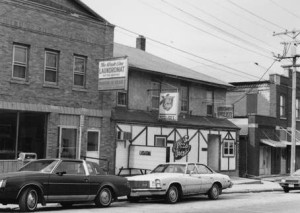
[
  {"x1": 98, "y1": 57, "x2": 128, "y2": 90},
  {"x1": 158, "y1": 92, "x2": 179, "y2": 121}
]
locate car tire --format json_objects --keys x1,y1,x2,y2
[
  {"x1": 208, "y1": 183, "x2": 220, "y2": 200},
  {"x1": 127, "y1": 196, "x2": 140, "y2": 203},
  {"x1": 95, "y1": 187, "x2": 113, "y2": 207},
  {"x1": 165, "y1": 185, "x2": 179, "y2": 204},
  {"x1": 19, "y1": 187, "x2": 39, "y2": 212},
  {"x1": 283, "y1": 187, "x2": 290, "y2": 193}
]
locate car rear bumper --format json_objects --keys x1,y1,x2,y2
[
  {"x1": 279, "y1": 183, "x2": 300, "y2": 189},
  {"x1": 130, "y1": 189, "x2": 167, "y2": 197}
]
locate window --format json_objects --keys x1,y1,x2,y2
[
  {"x1": 206, "y1": 90, "x2": 214, "y2": 116},
  {"x1": 280, "y1": 95, "x2": 286, "y2": 117},
  {"x1": 59, "y1": 128, "x2": 77, "y2": 159},
  {"x1": 187, "y1": 164, "x2": 198, "y2": 174},
  {"x1": 12, "y1": 44, "x2": 28, "y2": 79},
  {"x1": 296, "y1": 99, "x2": 300, "y2": 119},
  {"x1": 180, "y1": 85, "x2": 188, "y2": 112},
  {"x1": 151, "y1": 82, "x2": 161, "y2": 110},
  {"x1": 45, "y1": 50, "x2": 59, "y2": 84},
  {"x1": 196, "y1": 164, "x2": 213, "y2": 174},
  {"x1": 117, "y1": 91, "x2": 127, "y2": 106},
  {"x1": 87, "y1": 131, "x2": 99, "y2": 152},
  {"x1": 73, "y1": 56, "x2": 86, "y2": 87},
  {"x1": 223, "y1": 140, "x2": 235, "y2": 157},
  {"x1": 154, "y1": 135, "x2": 167, "y2": 147},
  {"x1": 55, "y1": 161, "x2": 85, "y2": 175}
]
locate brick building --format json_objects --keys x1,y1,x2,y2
[
  {"x1": 110, "y1": 37, "x2": 240, "y2": 176},
  {"x1": 227, "y1": 71, "x2": 300, "y2": 177},
  {"x1": 0, "y1": 0, "x2": 114, "y2": 171}
]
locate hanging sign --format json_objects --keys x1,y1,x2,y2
[
  {"x1": 172, "y1": 135, "x2": 191, "y2": 160},
  {"x1": 98, "y1": 57, "x2": 128, "y2": 90},
  {"x1": 158, "y1": 92, "x2": 179, "y2": 121}
]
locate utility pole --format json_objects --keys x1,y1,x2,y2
[{"x1": 273, "y1": 30, "x2": 300, "y2": 174}]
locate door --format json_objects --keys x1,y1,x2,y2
[
  {"x1": 185, "y1": 163, "x2": 202, "y2": 194},
  {"x1": 259, "y1": 146, "x2": 271, "y2": 175},
  {"x1": 197, "y1": 164, "x2": 214, "y2": 192},
  {"x1": 208, "y1": 135, "x2": 220, "y2": 171},
  {"x1": 86, "y1": 130, "x2": 100, "y2": 163},
  {"x1": 58, "y1": 127, "x2": 78, "y2": 159},
  {"x1": 47, "y1": 160, "x2": 89, "y2": 202}
]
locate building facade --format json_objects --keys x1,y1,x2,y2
[
  {"x1": 227, "y1": 71, "x2": 300, "y2": 177},
  {"x1": 110, "y1": 38, "x2": 240, "y2": 176},
  {"x1": 0, "y1": 0, "x2": 114, "y2": 172}
]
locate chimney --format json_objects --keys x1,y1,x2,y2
[{"x1": 136, "y1": 35, "x2": 146, "y2": 51}]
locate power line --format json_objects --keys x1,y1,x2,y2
[
  {"x1": 140, "y1": 0, "x2": 273, "y2": 60},
  {"x1": 116, "y1": 25, "x2": 268, "y2": 81},
  {"x1": 269, "y1": 0, "x2": 300, "y2": 21},
  {"x1": 162, "y1": 0, "x2": 275, "y2": 55},
  {"x1": 227, "y1": 0, "x2": 287, "y2": 32},
  {"x1": 185, "y1": 0, "x2": 281, "y2": 52}
]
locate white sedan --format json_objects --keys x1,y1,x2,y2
[{"x1": 126, "y1": 162, "x2": 233, "y2": 203}]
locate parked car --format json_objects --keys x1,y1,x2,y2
[
  {"x1": 117, "y1": 167, "x2": 151, "y2": 177},
  {"x1": 126, "y1": 162, "x2": 233, "y2": 203},
  {"x1": 279, "y1": 169, "x2": 300, "y2": 193},
  {"x1": 0, "y1": 159, "x2": 130, "y2": 212}
]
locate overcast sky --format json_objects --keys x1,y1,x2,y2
[{"x1": 82, "y1": 0, "x2": 300, "y2": 83}]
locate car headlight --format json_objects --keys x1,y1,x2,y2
[
  {"x1": 0, "y1": 180, "x2": 6, "y2": 188},
  {"x1": 281, "y1": 179, "x2": 286, "y2": 183},
  {"x1": 155, "y1": 179, "x2": 161, "y2": 188}
]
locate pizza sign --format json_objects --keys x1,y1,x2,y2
[{"x1": 172, "y1": 135, "x2": 191, "y2": 160}]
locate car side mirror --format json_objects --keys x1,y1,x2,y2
[{"x1": 56, "y1": 171, "x2": 66, "y2": 176}]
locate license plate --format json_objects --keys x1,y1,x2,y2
[{"x1": 289, "y1": 184, "x2": 294, "y2": 188}]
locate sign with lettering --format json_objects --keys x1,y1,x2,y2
[
  {"x1": 98, "y1": 57, "x2": 128, "y2": 90},
  {"x1": 217, "y1": 106, "x2": 233, "y2": 118},
  {"x1": 158, "y1": 92, "x2": 179, "y2": 121},
  {"x1": 172, "y1": 135, "x2": 191, "y2": 160}
]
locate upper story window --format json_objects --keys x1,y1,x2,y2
[
  {"x1": 12, "y1": 44, "x2": 28, "y2": 80},
  {"x1": 117, "y1": 91, "x2": 127, "y2": 106},
  {"x1": 280, "y1": 95, "x2": 286, "y2": 118},
  {"x1": 206, "y1": 90, "x2": 214, "y2": 117},
  {"x1": 151, "y1": 81, "x2": 161, "y2": 110},
  {"x1": 180, "y1": 85, "x2": 189, "y2": 112},
  {"x1": 297, "y1": 99, "x2": 300, "y2": 119},
  {"x1": 73, "y1": 55, "x2": 86, "y2": 87},
  {"x1": 44, "y1": 50, "x2": 59, "y2": 84}
]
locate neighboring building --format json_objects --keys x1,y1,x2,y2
[
  {"x1": 0, "y1": 0, "x2": 114, "y2": 171},
  {"x1": 227, "y1": 71, "x2": 300, "y2": 177},
  {"x1": 110, "y1": 37, "x2": 240, "y2": 176}
]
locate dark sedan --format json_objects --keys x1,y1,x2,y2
[{"x1": 0, "y1": 159, "x2": 130, "y2": 212}]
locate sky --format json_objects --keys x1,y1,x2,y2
[{"x1": 82, "y1": 0, "x2": 300, "y2": 83}]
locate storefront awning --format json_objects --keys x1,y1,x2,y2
[
  {"x1": 260, "y1": 139, "x2": 287, "y2": 148},
  {"x1": 282, "y1": 141, "x2": 300, "y2": 146}
]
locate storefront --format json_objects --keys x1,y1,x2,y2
[{"x1": 113, "y1": 109, "x2": 239, "y2": 176}]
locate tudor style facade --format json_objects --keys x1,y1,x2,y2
[
  {"x1": 110, "y1": 38, "x2": 239, "y2": 176},
  {"x1": 0, "y1": 0, "x2": 114, "y2": 171}
]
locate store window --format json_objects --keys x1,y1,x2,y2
[
  {"x1": 180, "y1": 85, "x2": 188, "y2": 112},
  {"x1": 59, "y1": 128, "x2": 77, "y2": 159},
  {"x1": 73, "y1": 55, "x2": 86, "y2": 87},
  {"x1": 12, "y1": 44, "x2": 29, "y2": 79},
  {"x1": 117, "y1": 91, "x2": 127, "y2": 106},
  {"x1": 223, "y1": 140, "x2": 235, "y2": 157},
  {"x1": 151, "y1": 81, "x2": 161, "y2": 110},
  {"x1": 154, "y1": 135, "x2": 167, "y2": 147},
  {"x1": 44, "y1": 50, "x2": 59, "y2": 84},
  {"x1": 87, "y1": 131, "x2": 99, "y2": 152},
  {"x1": 280, "y1": 95, "x2": 286, "y2": 118}
]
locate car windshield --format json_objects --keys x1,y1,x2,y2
[
  {"x1": 293, "y1": 169, "x2": 300, "y2": 176},
  {"x1": 19, "y1": 160, "x2": 59, "y2": 172},
  {"x1": 151, "y1": 164, "x2": 186, "y2": 174}
]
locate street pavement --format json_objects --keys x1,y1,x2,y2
[{"x1": 0, "y1": 176, "x2": 284, "y2": 211}]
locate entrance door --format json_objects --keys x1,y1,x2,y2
[
  {"x1": 207, "y1": 135, "x2": 220, "y2": 171},
  {"x1": 259, "y1": 146, "x2": 271, "y2": 175},
  {"x1": 86, "y1": 130, "x2": 100, "y2": 163},
  {"x1": 58, "y1": 127, "x2": 78, "y2": 159}
]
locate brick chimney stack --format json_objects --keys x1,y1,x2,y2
[{"x1": 136, "y1": 35, "x2": 146, "y2": 51}]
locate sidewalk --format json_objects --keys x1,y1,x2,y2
[{"x1": 223, "y1": 176, "x2": 283, "y2": 194}]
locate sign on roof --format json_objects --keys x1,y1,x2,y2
[
  {"x1": 98, "y1": 57, "x2": 128, "y2": 90},
  {"x1": 158, "y1": 92, "x2": 179, "y2": 121}
]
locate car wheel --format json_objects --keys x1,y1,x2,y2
[
  {"x1": 127, "y1": 195, "x2": 140, "y2": 203},
  {"x1": 19, "y1": 187, "x2": 39, "y2": 212},
  {"x1": 208, "y1": 183, "x2": 220, "y2": 200},
  {"x1": 95, "y1": 187, "x2": 113, "y2": 207},
  {"x1": 165, "y1": 185, "x2": 179, "y2": 204},
  {"x1": 283, "y1": 187, "x2": 290, "y2": 193}
]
